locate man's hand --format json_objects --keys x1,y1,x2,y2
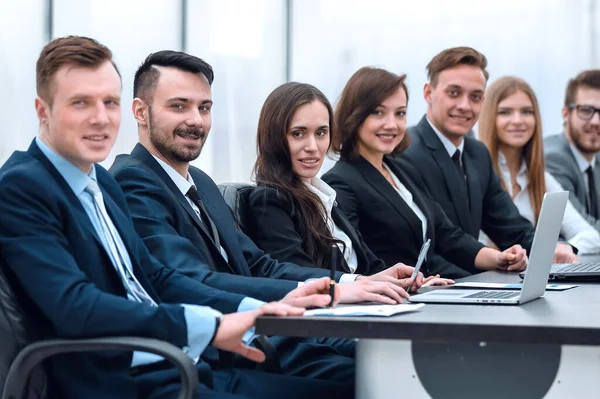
[
  {"x1": 212, "y1": 302, "x2": 304, "y2": 362},
  {"x1": 280, "y1": 277, "x2": 340, "y2": 308},
  {"x1": 553, "y1": 242, "x2": 578, "y2": 264},
  {"x1": 497, "y1": 244, "x2": 528, "y2": 272},
  {"x1": 358, "y1": 263, "x2": 424, "y2": 292},
  {"x1": 338, "y1": 279, "x2": 409, "y2": 304}
]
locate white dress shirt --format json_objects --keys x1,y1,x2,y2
[
  {"x1": 427, "y1": 117, "x2": 465, "y2": 165},
  {"x1": 306, "y1": 177, "x2": 358, "y2": 271},
  {"x1": 306, "y1": 177, "x2": 359, "y2": 283},
  {"x1": 382, "y1": 163, "x2": 428, "y2": 242},
  {"x1": 480, "y1": 152, "x2": 600, "y2": 254}
]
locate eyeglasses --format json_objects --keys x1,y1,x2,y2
[{"x1": 568, "y1": 104, "x2": 600, "y2": 121}]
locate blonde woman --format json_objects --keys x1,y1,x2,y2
[{"x1": 479, "y1": 76, "x2": 600, "y2": 253}]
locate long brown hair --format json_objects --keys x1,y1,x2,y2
[
  {"x1": 253, "y1": 82, "x2": 340, "y2": 268},
  {"x1": 332, "y1": 67, "x2": 410, "y2": 160},
  {"x1": 479, "y1": 76, "x2": 546, "y2": 223}
]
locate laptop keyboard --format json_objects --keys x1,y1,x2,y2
[
  {"x1": 464, "y1": 291, "x2": 521, "y2": 299},
  {"x1": 555, "y1": 262, "x2": 600, "y2": 272}
]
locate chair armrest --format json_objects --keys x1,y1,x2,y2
[
  {"x1": 2, "y1": 337, "x2": 198, "y2": 399},
  {"x1": 252, "y1": 335, "x2": 283, "y2": 374}
]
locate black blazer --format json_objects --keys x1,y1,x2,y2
[
  {"x1": 246, "y1": 185, "x2": 388, "y2": 275},
  {"x1": 402, "y1": 116, "x2": 535, "y2": 251},
  {"x1": 0, "y1": 140, "x2": 245, "y2": 398},
  {"x1": 110, "y1": 144, "x2": 344, "y2": 292},
  {"x1": 322, "y1": 155, "x2": 485, "y2": 276}
]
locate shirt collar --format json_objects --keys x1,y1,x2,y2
[
  {"x1": 568, "y1": 141, "x2": 596, "y2": 173},
  {"x1": 151, "y1": 154, "x2": 195, "y2": 195},
  {"x1": 304, "y1": 176, "x2": 336, "y2": 214},
  {"x1": 426, "y1": 117, "x2": 465, "y2": 157},
  {"x1": 498, "y1": 151, "x2": 528, "y2": 189},
  {"x1": 35, "y1": 136, "x2": 97, "y2": 196}
]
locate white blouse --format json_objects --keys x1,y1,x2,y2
[
  {"x1": 305, "y1": 177, "x2": 359, "y2": 275},
  {"x1": 480, "y1": 153, "x2": 600, "y2": 254},
  {"x1": 383, "y1": 163, "x2": 428, "y2": 242}
]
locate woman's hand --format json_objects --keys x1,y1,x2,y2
[{"x1": 422, "y1": 274, "x2": 455, "y2": 287}]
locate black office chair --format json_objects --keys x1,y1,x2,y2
[
  {"x1": 0, "y1": 265, "x2": 198, "y2": 399},
  {"x1": 218, "y1": 183, "x2": 286, "y2": 374},
  {"x1": 218, "y1": 183, "x2": 255, "y2": 234}
]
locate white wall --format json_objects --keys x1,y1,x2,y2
[{"x1": 1, "y1": 0, "x2": 598, "y2": 182}]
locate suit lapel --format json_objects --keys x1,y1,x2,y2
[
  {"x1": 415, "y1": 117, "x2": 473, "y2": 233},
  {"x1": 28, "y1": 142, "x2": 131, "y2": 296},
  {"x1": 561, "y1": 134, "x2": 592, "y2": 209},
  {"x1": 187, "y1": 168, "x2": 245, "y2": 275},
  {"x1": 130, "y1": 144, "x2": 235, "y2": 274},
  {"x1": 131, "y1": 145, "x2": 216, "y2": 243},
  {"x1": 387, "y1": 158, "x2": 436, "y2": 242},
  {"x1": 28, "y1": 142, "x2": 105, "y2": 249},
  {"x1": 351, "y1": 157, "x2": 424, "y2": 245}
]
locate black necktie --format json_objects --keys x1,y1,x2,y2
[
  {"x1": 586, "y1": 166, "x2": 598, "y2": 219},
  {"x1": 186, "y1": 186, "x2": 221, "y2": 248},
  {"x1": 452, "y1": 149, "x2": 466, "y2": 180},
  {"x1": 452, "y1": 149, "x2": 470, "y2": 208}
]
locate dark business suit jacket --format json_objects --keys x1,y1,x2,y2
[
  {"x1": 322, "y1": 155, "x2": 485, "y2": 276},
  {"x1": 0, "y1": 141, "x2": 246, "y2": 399},
  {"x1": 109, "y1": 144, "x2": 344, "y2": 290},
  {"x1": 401, "y1": 116, "x2": 535, "y2": 274},
  {"x1": 109, "y1": 144, "x2": 356, "y2": 376},
  {"x1": 545, "y1": 132, "x2": 600, "y2": 232},
  {"x1": 246, "y1": 186, "x2": 388, "y2": 275}
]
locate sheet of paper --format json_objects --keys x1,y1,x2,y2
[
  {"x1": 453, "y1": 282, "x2": 577, "y2": 291},
  {"x1": 304, "y1": 303, "x2": 425, "y2": 317}
]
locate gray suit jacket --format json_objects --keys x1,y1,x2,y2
[{"x1": 544, "y1": 132, "x2": 600, "y2": 232}]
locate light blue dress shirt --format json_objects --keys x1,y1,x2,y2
[{"x1": 35, "y1": 137, "x2": 264, "y2": 366}]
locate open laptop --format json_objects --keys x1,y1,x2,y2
[
  {"x1": 408, "y1": 191, "x2": 568, "y2": 305},
  {"x1": 520, "y1": 262, "x2": 600, "y2": 282}
]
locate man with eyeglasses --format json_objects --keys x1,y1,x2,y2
[{"x1": 545, "y1": 70, "x2": 600, "y2": 232}]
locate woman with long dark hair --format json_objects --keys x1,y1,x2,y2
[{"x1": 247, "y1": 82, "x2": 450, "y2": 298}]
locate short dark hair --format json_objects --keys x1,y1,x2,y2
[
  {"x1": 36, "y1": 36, "x2": 119, "y2": 106},
  {"x1": 427, "y1": 46, "x2": 488, "y2": 87},
  {"x1": 564, "y1": 69, "x2": 600, "y2": 105},
  {"x1": 333, "y1": 67, "x2": 410, "y2": 160},
  {"x1": 133, "y1": 50, "x2": 214, "y2": 102}
]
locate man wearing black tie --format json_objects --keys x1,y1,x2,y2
[
  {"x1": 110, "y1": 50, "x2": 410, "y2": 381},
  {"x1": 545, "y1": 70, "x2": 600, "y2": 233},
  {"x1": 401, "y1": 47, "x2": 578, "y2": 278}
]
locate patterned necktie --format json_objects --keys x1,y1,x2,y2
[{"x1": 85, "y1": 179, "x2": 156, "y2": 306}]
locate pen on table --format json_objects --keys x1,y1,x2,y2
[
  {"x1": 407, "y1": 238, "x2": 431, "y2": 294},
  {"x1": 329, "y1": 243, "x2": 340, "y2": 308}
]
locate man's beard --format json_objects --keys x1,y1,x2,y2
[
  {"x1": 568, "y1": 118, "x2": 600, "y2": 155},
  {"x1": 148, "y1": 113, "x2": 205, "y2": 163}
]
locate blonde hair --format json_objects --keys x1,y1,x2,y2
[{"x1": 479, "y1": 76, "x2": 546, "y2": 223}]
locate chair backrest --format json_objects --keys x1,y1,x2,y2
[
  {"x1": 0, "y1": 264, "x2": 49, "y2": 398},
  {"x1": 217, "y1": 183, "x2": 255, "y2": 234}
]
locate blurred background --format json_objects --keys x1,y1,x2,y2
[{"x1": 1, "y1": 0, "x2": 598, "y2": 183}]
